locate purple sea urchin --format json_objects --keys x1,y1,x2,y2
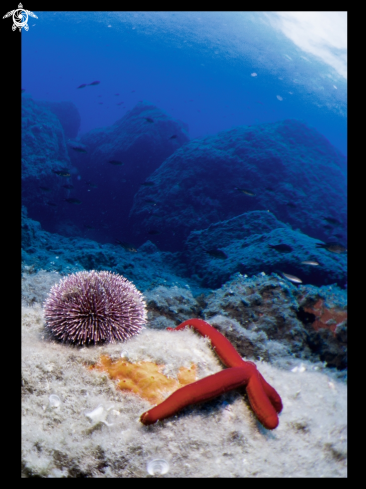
[{"x1": 43, "y1": 270, "x2": 147, "y2": 345}]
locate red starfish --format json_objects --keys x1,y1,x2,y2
[{"x1": 140, "y1": 319, "x2": 283, "y2": 429}]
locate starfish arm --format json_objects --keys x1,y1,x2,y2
[
  {"x1": 140, "y1": 367, "x2": 253, "y2": 425},
  {"x1": 257, "y1": 371, "x2": 283, "y2": 413},
  {"x1": 168, "y1": 318, "x2": 245, "y2": 368},
  {"x1": 245, "y1": 371, "x2": 280, "y2": 430}
]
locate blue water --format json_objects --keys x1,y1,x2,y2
[
  {"x1": 21, "y1": 12, "x2": 347, "y2": 284},
  {"x1": 22, "y1": 12, "x2": 347, "y2": 154}
]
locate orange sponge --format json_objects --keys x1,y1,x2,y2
[
  {"x1": 303, "y1": 299, "x2": 347, "y2": 335},
  {"x1": 89, "y1": 355, "x2": 197, "y2": 405}
]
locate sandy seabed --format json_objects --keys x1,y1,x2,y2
[{"x1": 22, "y1": 302, "x2": 347, "y2": 478}]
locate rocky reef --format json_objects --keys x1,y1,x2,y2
[{"x1": 129, "y1": 120, "x2": 347, "y2": 250}]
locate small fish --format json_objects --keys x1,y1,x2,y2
[
  {"x1": 323, "y1": 224, "x2": 333, "y2": 230},
  {"x1": 301, "y1": 260, "x2": 319, "y2": 266},
  {"x1": 269, "y1": 244, "x2": 293, "y2": 253},
  {"x1": 144, "y1": 199, "x2": 157, "y2": 204},
  {"x1": 21, "y1": 88, "x2": 26, "y2": 92},
  {"x1": 204, "y1": 248, "x2": 228, "y2": 259},
  {"x1": 117, "y1": 102, "x2": 124, "y2": 105},
  {"x1": 89, "y1": 81, "x2": 100, "y2": 86},
  {"x1": 62, "y1": 184, "x2": 74, "y2": 189},
  {"x1": 77, "y1": 84, "x2": 87, "y2": 89},
  {"x1": 333, "y1": 233, "x2": 344, "y2": 239},
  {"x1": 281, "y1": 273, "x2": 302, "y2": 284},
  {"x1": 108, "y1": 160, "x2": 124, "y2": 165},
  {"x1": 46, "y1": 201, "x2": 57, "y2": 207},
  {"x1": 84, "y1": 224, "x2": 95, "y2": 229},
  {"x1": 141, "y1": 181, "x2": 155, "y2": 187},
  {"x1": 265, "y1": 187, "x2": 274, "y2": 192},
  {"x1": 145, "y1": 117, "x2": 154, "y2": 123},
  {"x1": 169, "y1": 135, "x2": 177, "y2": 139},
  {"x1": 324, "y1": 217, "x2": 341, "y2": 226},
  {"x1": 86, "y1": 181, "x2": 98, "y2": 188},
  {"x1": 235, "y1": 187, "x2": 255, "y2": 197},
  {"x1": 70, "y1": 146, "x2": 87, "y2": 153},
  {"x1": 286, "y1": 202, "x2": 297, "y2": 208},
  {"x1": 65, "y1": 198, "x2": 82, "y2": 204},
  {"x1": 148, "y1": 230, "x2": 161, "y2": 235},
  {"x1": 39, "y1": 186, "x2": 51, "y2": 192},
  {"x1": 114, "y1": 93, "x2": 119, "y2": 96},
  {"x1": 315, "y1": 242, "x2": 347, "y2": 254},
  {"x1": 115, "y1": 240, "x2": 137, "y2": 252},
  {"x1": 52, "y1": 170, "x2": 71, "y2": 177}
]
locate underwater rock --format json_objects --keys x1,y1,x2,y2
[
  {"x1": 129, "y1": 119, "x2": 347, "y2": 251},
  {"x1": 21, "y1": 97, "x2": 73, "y2": 218},
  {"x1": 37, "y1": 100, "x2": 81, "y2": 138},
  {"x1": 63, "y1": 102, "x2": 190, "y2": 243},
  {"x1": 202, "y1": 273, "x2": 347, "y2": 370},
  {"x1": 184, "y1": 216, "x2": 347, "y2": 289}
]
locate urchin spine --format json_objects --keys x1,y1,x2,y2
[{"x1": 43, "y1": 270, "x2": 147, "y2": 345}]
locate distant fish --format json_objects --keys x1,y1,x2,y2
[
  {"x1": 117, "y1": 102, "x2": 124, "y2": 105},
  {"x1": 77, "y1": 84, "x2": 87, "y2": 89},
  {"x1": 323, "y1": 224, "x2": 333, "y2": 230},
  {"x1": 21, "y1": 88, "x2": 26, "y2": 92},
  {"x1": 89, "y1": 81, "x2": 100, "y2": 86},
  {"x1": 281, "y1": 272, "x2": 302, "y2": 284},
  {"x1": 144, "y1": 199, "x2": 157, "y2": 204},
  {"x1": 169, "y1": 135, "x2": 177, "y2": 139},
  {"x1": 269, "y1": 244, "x2": 293, "y2": 253},
  {"x1": 145, "y1": 117, "x2": 154, "y2": 123},
  {"x1": 333, "y1": 233, "x2": 344, "y2": 239},
  {"x1": 141, "y1": 181, "x2": 155, "y2": 187},
  {"x1": 46, "y1": 201, "x2": 57, "y2": 207},
  {"x1": 108, "y1": 160, "x2": 124, "y2": 166},
  {"x1": 315, "y1": 242, "x2": 347, "y2": 254},
  {"x1": 286, "y1": 202, "x2": 297, "y2": 208},
  {"x1": 324, "y1": 217, "x2": 341, "y2": 226},
  {"x1": 115, "y1": 240, "x2": 137, "y2": 252},
  {"x1": 84, "y1": 224, "x2": 95, "y2": 229},
  {"x1": 301, "y1": 260, "x2": 319, "y2": 266},
  {"x1": 204, "y1": 248, "x2": 228, "y2": 259},
  {"x1": 148, "y1": 229, "x2": 161, "y2": 235},
  {"x1": 251, "y1": 73, "x2": 257, "y2": 77},
  {"x1": 39, "y1": 186, "x2": 51, "y2": 192},
  {"x1": 276, "y1": 95, "x2": 283, "y2": 101},
  {"x1": 114, "y1": 93, "x2": 119, "y2": 96},
  {"x1": 235, "y1": 187, "x2": 255, "y2": 197},
  {"x1": 65, "y1": 198, "x2": 82, "y2": 204},
  {"x1": 52, "y1": 169, "x2": 71, "y2": 177},
  {"x1": 62, "y1": 184, "x2": 74, "y2": 189},
  {"x1": 70, "y1": 145, "x2": 87, "y2": 153},
  {"x1": 265, "y1": 187, "x2": 274, "y2": 192}
]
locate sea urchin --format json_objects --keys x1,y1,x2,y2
[{"x1": 43, "y1": 270, "x2": 147, "y2": 345}]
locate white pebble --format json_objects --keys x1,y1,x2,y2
[
  {"x1": 85, "y1": 406, "x2": 113, "y2": 426},
  {"x1": 48, "y1": 394, "x2": 61, "y2": 408},
  {"x1": 147, "y1": 459, "x2": 169, "y2": 476}
]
